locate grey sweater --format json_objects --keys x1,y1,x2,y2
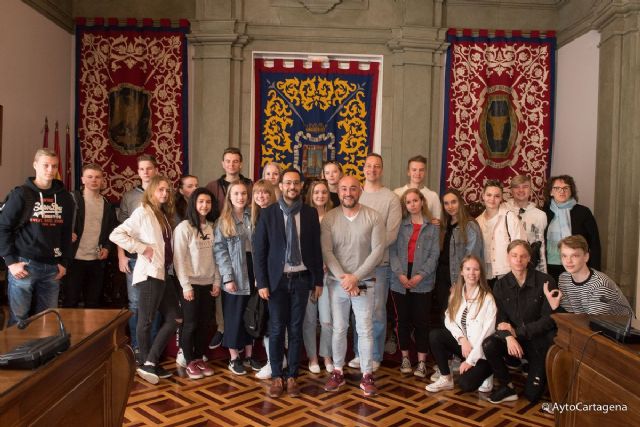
[
  {"x1": 321, "y1": 204, "x2": 385, "y2": 282},
  {"x1": 359, "y1": 187, "x2": 402, "y2": 265}
]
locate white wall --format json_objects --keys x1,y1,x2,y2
[
  {"x1": 551, "y1": 30, "x2": 600, "y2": 210},
  {"x1": 0, "y1": 0, "x2": 73, "y2": 197}
]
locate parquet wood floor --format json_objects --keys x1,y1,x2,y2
[{"x1": 125, "y1": 355, "x2": 555, "y2": 427}]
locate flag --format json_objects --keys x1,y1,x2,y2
[
  {"x1": 53, "y1": 121, "x2": 62, "y2": 180},
  {"x1": 42, "y1": 117, "x2": 49, "y2": 148},
  {"x1": 65, "y1": 124, "x2": 72, "y2": 190}
]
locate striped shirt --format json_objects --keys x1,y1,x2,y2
[{"x1": 558, "y1": 269, "x2": 630, "y2": 315}]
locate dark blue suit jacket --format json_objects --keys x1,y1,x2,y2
[{"x1": 253, "y1": 203, "x2": 324, "y2": 292}]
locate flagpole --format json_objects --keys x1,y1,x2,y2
[
  {"x1": 42, "y1": 117, "x2": 49, "y2": 149},
  {"x1": 54, "y1": 121, "x2": 62, "y2": 179},
  {"x1": 65, "y1": 124, "x2": 72, "y2": 190}
]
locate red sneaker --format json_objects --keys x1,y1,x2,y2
[
  {"x1": 360, "y1": 373, "x2": 378, "y2": 396},
  {"x1": 195, "y1": 359, "x2": 214, "y2": 377},
  {"x1": 186, "y1": 361, "x2": 204, "y2": 380},
  {"x1": 324, "y1": 370, "x2": 346, "y2": 392}
]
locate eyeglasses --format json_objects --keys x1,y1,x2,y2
[
  {"x1": 552, "y1": 186, "x2": 570, "y2": 192},
  {"x1": 518, "y1": 207, "x2": 525, "y2": 220}
]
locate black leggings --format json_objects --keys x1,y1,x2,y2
[
  {"x1": 429, "y1": 328, "x2": 493, "y2": 392},
  {"x1": 391, "y1": 290, "x2": 431, "y2": 353},
  {"x1": 137, "y1": 275, "x2": 180, "y2": 365},
  {"x1": 179, "y1": 285, "x2": 215, "y2": 363}
]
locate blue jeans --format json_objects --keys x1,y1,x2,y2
[
  {"x1": 7, "y1": 257, "x2": 60, "y2": 326},
  {"x1": 126, "y1": 258, "x2": 140, "y2": 348},
  {"x1": 353, "y1": 264, "x2": 390, "y2": 362},
  {"x1": 268, "y1": 274, "x2": 311, "y2": 379},
  {"x1": 328, "y1": 277, "x2": 375, "y2": 374},
  {"x1": 302, "y1": 274, "x2": 332, "y2": 360}
]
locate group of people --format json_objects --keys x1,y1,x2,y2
[{"x1": 0, "y1": 148, "x2": 631, "y2": 404}]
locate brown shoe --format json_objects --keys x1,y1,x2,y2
[
  {"x1": 287, "y1": 377, "x2": 301, "y2": 397},
  {"x1": 268, "y1": 377, "x2": 284, "y2": 398}
]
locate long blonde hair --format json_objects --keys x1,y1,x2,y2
[
  {"x1": 251, "y1": 179, "x2": 276, "y2": 228},
  {"x1": 447, "y1": 255, "x2": 492, "y2": 323},
  {"x1": 218, "y1": 180, "x2": 249, "y2": 238},
  {"x1": 141, "y1": 176, "x2": 176, "y2": 230}
]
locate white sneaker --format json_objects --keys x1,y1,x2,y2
[
  {"x1": 372, "y1": 361, "x2": 381, "y2": 372},
  {"x1": 430, "y1": 365, "x2": 441, "y2": 382},
  {"x1": 176, "y1": 348, "x2": 187, "y2": 368},
  {"x1": 325, "y1": 363, "x2": 335, "y2": 373},
  {"x1": 255, "y1": 363, "x2": 272, "y2": 380},
  {"x1": 425, "y1": 375, "x2": 454, "y2": 393},
  {"x1": 478, "y1": 375, "x2": 493, "y2": 393},
  {"x1": 348, "y1": 357, "x2": 360, "y2": 368},
  {"x1": 309, "y1": 362, "x2": 321, "y2": 374}
]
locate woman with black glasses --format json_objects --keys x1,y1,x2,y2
[{"x1": 543, "y1": 175, "x2": 601, "y2": 282}]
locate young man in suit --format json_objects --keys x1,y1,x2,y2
[{"x1": 253, "y1": 168, "x2": 324, "y2": 398}]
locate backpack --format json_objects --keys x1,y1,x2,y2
[
  {"x1": 0, "y1": 185, "x2": 36, "y2": 230},
  {"x1": 243, "y1": 291, "x2": 268, "y2": 338}
]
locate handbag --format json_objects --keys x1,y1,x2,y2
[{"x1": 244, "y1": 291, "x2": 267, "y2": 338}]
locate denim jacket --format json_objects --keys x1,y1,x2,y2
[
  {"x1": 449, "y1": 220, "x2": 484, "y2": 284},
  {"x1": 213, "y1": 209, "x2": 252, "y2": 296},
  {"x1": 389, "y1": 215, "x2": 439, "y2": 294}
]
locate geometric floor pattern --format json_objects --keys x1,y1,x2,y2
[{"x1": 125, "y1": 354, "x2": 555, "y2": 427}]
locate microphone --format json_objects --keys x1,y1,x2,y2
[
  {"x1": 17, "y1": 309, "x2": 69, "y2": 337},
  {"x1": 599, "y1": 296, "x2": 636, "y2": 336},
  {"x1": 0, "y1": 309, "x2": 71, "y2": 369}
]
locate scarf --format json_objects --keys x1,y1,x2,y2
[
  {"x1": 547, "y1": 198, "x2": 576, "y2": 265},
  {"x1": 278, "y1": 196, "x2": 303, "y2": 266}
]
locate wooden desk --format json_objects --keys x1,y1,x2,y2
[
  {"x1": 546, "y1": 313, "x2": 640, "y2": 426},
  {"x1": 0, "y1": 309, "x2": 135, "y2": 427}
]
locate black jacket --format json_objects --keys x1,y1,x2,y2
[
  {"x1": 0, "y1": 178, "x2": 74, "y2": 267},
  {"x1": 544, "y1": 203, "x2": 601, "y2": 269},
  {"x1": 252, "y1": 202, "x2": 324, "y2": 292},
  {"x1": 71, "y1": 190, "x2": 118, "y2": 257},
  {"x1": 493, "y1": 268, "x2": 557, "y2": 341}
]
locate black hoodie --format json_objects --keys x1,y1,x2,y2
[{"x1": 0, "y1": 178, "x2": 74, "y2": 267}]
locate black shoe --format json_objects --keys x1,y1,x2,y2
[
  {"x1": 208, "y1": 331, "x2": 223, "y2": 349},
  {"x1": 505, "y1": 356, "x2": 522, "y2": 371},
  {"x1": 155, "y1": 365, "x2": 173, "y2": 379},
  {"x1": 229, "y1": 358, "x2": 247, "y2": 375},
  {"x1": 133, "y1": 348, "x2": 143, "y2": 366},
  {"x1": 136, "y1": 365, "x2": 159, "y2": 384},
  {"x1": 489, "y1": 385, "x2": 518, "y2": 404},
  {"x1": 243, "y1": 357, "x2": 263, "y2": 372}
]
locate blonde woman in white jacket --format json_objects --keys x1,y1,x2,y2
[
  {"x1": 173, "y1": 187, "x2": 221, "y2": 380},
  {"x1": 426, "y1": 255, "x2": 497, "y2": 393},
  {"x1": 110, "y1": 176, "x2": 180, "y2": 385},
  {"x1": 476, "y1": 180, "x2": 526, "y2": 285}
]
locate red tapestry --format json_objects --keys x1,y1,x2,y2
[
  {"x1": 75, "y1": 18, "x2": 189, "y2": 203},
  {"x1": 442, "y1": 29, "x2": 556, "y2": 205}
]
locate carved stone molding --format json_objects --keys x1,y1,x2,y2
[
  {"x1": 387, "y1": 26, "x2": 447, "y2": 54},
  {"x1": 23, "y1": 0, "x2": 73, "y2": 33},
  {"x1": 270, "y1": 0, "x2": 368, "y2": 12},
  {"x1": 299, "y1": 0, "x2": 341, "y2": 14},
  {"x1": 591, "y1": 0, "x2": 640, "y2": 34}
]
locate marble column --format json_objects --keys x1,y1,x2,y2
[{"x1": 593, "y1": 0, "x2": 640, "y2": 299}]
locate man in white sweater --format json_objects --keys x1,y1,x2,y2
[
  {"x1": 504, "y1": 175, "x2": 547, "y2": 272},
  {"x1": 393, "y1": 155, "x2": 442, "y2": 220},
  {"x1": 349, "y1": 153, "x2": 402, "y2": 371},
  {"x1": 321, "y1": 175, "x2": 385, "y2": 396}
]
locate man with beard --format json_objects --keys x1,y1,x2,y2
[
  {"x1": 321, "y1": 175, "x2": 385, "y2": 396},
  {"x1": 253, "y1": 168, "x2": 324, "y2": 398}
]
